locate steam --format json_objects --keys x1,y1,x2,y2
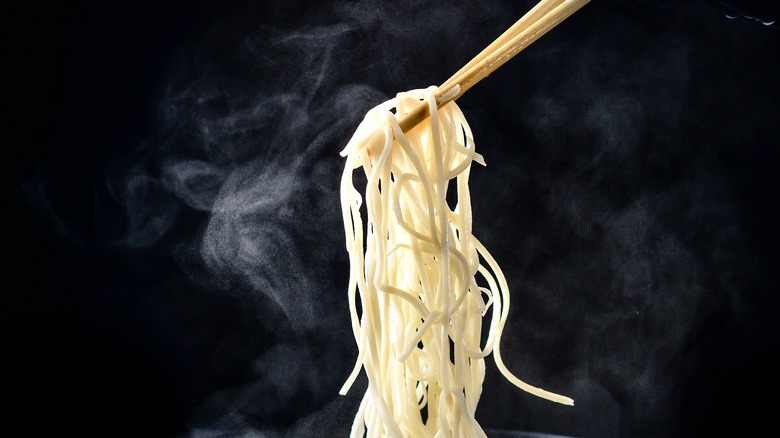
[
  {"x1": 21, "y1": 0, "x2": 778, "y2": 437},
  {"x1": 163, "y1": 160, "x2": 227, "y2": 212},
  {"x1": 467, "y1": 7, "x2": 763, "y2": 437},
  {"x1": 117, "y1": 1, "x2": 516, "y2": 434}
]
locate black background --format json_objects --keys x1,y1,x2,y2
[{"x1": 6, "y1": 1, "x2": 779, "y2": 437}]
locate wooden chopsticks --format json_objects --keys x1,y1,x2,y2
[{"x1": 397, "y1": 0, "x2": 590, "y2": 133}]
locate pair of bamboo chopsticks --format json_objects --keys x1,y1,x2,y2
[{"x1": 398, "y1": 0, "x2": 591, "y2": 133}]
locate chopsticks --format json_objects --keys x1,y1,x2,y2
[{"x1": 397, "y1": 0, "x2": 590, "y2": 133}]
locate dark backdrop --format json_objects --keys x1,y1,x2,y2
[{"x1": 7, "y1": 1, "x2": 779, "y2": 437}]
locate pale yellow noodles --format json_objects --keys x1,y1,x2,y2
[{"x1": 339, "y1": 87, "x2": 572, "y2": 438}]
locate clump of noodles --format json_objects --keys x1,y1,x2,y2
[{"x1": 339, "y1": 86, "x2": 572, "y2": 438}]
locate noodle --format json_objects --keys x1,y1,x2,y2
[{"x1": 339, "y1": 87, "x2": 572, "y2": 438}]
